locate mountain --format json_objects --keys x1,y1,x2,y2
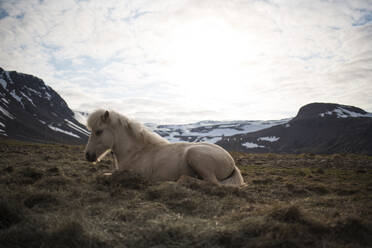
[
  {"x1": 0, "y1": 66, "x2": 289, "y2": 145},
  {"x1": 1, "y1": 67, "x2": 371, "y2": 155},
  {"x1": 0, "y1": 67, "x2": 89, "y2": 144},
  {"x1": 146, "y1": 119, "x2": 290, "y2": 143},
  {"x1": 216, "y1": 103, "x2": 372, "y2": 155}
]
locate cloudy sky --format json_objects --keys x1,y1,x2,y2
[{"x1": 1, "y1": 0, "x2": 372, "y2": 124}]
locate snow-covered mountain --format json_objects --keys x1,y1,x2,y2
[
  {"x1": 0, "y1": 67, "x2": 89, "y2": 144},
  {"x1": 217, "y1": 103, "x2": 372, "y2": 155},
  {"x1": 145, "y1": 119, "x2": 290, "y2": 144}
]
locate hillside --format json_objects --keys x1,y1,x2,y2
[
  {"x1": 0, "y1": 67, "x2": 89, "y2": 144},
  {"x1": 0, "y1": 139, "x2": 371, "y2": 247},
  {"x1": 217, "y1": 103, "x2": 372, "y2": 155}
]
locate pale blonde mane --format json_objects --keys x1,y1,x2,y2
[{"x1": 87, "y1": 109, "x2": 169, "y2": 146}]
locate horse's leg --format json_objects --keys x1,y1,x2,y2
[
  {"x1": 177, "y1": 174, "x2": 200, "y2": 184},
  {"x1": 185, "y1": 147, "x2": 221, "y2": 185}
]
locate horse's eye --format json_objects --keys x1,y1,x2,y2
[{"x1": 95, "y1": 130, "x2": 103, "y2": 136}]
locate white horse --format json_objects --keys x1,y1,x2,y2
[{"x1": 84, "y1": 110, "x2": 245, "y2": 186}]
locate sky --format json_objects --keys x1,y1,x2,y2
[{"x1": 0, "y1": 0, "x2": 372, "y2": 124}]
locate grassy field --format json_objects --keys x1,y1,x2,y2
[{"x1": 0, "y1": 139, "x2": 371, "y2": 248}]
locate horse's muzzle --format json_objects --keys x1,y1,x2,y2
[{"x1": 85, "y1": 152, "x2": 97, "y2": 162}]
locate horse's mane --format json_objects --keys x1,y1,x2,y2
[{"x1": 87, "y1": 110, "x2": 169, "y2": 146}]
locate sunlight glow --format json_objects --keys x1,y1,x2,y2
[{"x1": 165, "y1": 18, "x2": 261, "y2": 99}]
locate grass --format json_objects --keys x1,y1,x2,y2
[{"x1": 0, "y1": 139, "x2": 371, "y2": 247}]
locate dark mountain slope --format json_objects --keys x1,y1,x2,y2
[
  {"x1": 217, "y1": 103, "x2": 372, "y2": 155},
  {"x1": 0, "y1": 67, "x2": 89, "y2": 144}
]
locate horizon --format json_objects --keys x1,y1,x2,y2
[{"x1": 1, "y1": 0, "x2": 372, "y2": 124}]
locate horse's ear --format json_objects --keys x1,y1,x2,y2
[{"x1": 101, "y1": 111, "x2": 110, "y2": 123}]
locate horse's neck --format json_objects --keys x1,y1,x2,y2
[{"x1": 112, "y1": 128, "x2": 151, "y2": 169}]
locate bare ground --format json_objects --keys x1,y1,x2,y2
[{"x1": 0, "y1": 139, "x2": 371, "y2": 248}]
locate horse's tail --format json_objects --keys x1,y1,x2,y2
[{"x1": 221, "y1": 166, "x2": 246, "y2": 187}]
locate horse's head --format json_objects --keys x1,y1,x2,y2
[
  {"x1": 85, "y1": 109, "x2": 166, "y2": 164},
  {"x1": 85, "y1": 110, "x2": 116, "y2": 163}
]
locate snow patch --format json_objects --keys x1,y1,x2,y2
[
  {"x1": 320, "y1": 107, "x2": 372, "y2": 118},
  {"x1": 10, "y1": 90, "x2": 22, "y2": 102},
  {"x1": 25, "y1": 86, "x2": 42, "y2": 97},
  {"x1": 0, "y1": 78, "x2": 7, "y2": 89},
  {"x1": 44, "y1": 91, "x2": 52, "y2": 100},
  {"x1": 48, "y1": 125, "x2": 80, "y2": 138},
  {"x1": 0, "y1": 106, "x2": 14, "y2": 119},
  {"x1": 1, "y1": 98, "x2": 9, "y2": 105},
  {"x1": 20, "y1": 92, "x2": 36, "y2": 107},
  {"x1": 10, "y1": 90, "x2": 24, "y2": 108},
  {"x1": 164, "y1": 132, "x2": 187, "y2": 143},
  {"x1": 242, "y1": 142, "x2": 265, "y2": 149},
  {"x1": 205, "y1": 137, "x2": 222, "y2": 143},
  {"x1": 5, "y1": 71, "x2": 13, "y2": 83},
  {"x1": 0, "y1": 123, "x2": 5, "y2": 134},
  {"x1": 65, "y1": 119, "x2": 90, "y2": 136},
  {"x1": 258, "y1": 136, "x2": 280, "y2": 142}
]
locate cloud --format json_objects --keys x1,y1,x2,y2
[
  {"x1": 77, "y1": 97, "x2": 222, "y2": 124},
  {"x1": 0, "y1": 0, "x2": 372, "y2": 123}
]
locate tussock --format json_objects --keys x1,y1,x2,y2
[
  {"x1": 110, "y1": 170, "x2": 150, "y2": 189},
  {"x1": 24, "y1": 193, "x2": 58, "y2": 209},
  {"x1": 35, "y1": 176, "x2": 70, "y2": 190},
  {"x1": 96, "y1": 170, "x2": 150, "y2": 190},
  {"x1": 268, "y1": 205, "x2": 308, "y2": 224},
  {"x1": 305, "y1": 184, "x2": 330, "y2": 195},
  {"x1": 334, "y1": 217, "x2": 372, "y2": 245},
  {"x1": 0, "y1": 221, "x2": 110, "y2": 248},
  {"x1": 0, "y1": 200, "x2": 24, "y2": 230}
]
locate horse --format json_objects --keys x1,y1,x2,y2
[{"x1": 84, "y1": 110, "x2": 245, "y2": 186}]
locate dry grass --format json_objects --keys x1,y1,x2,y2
[{"x1": 0, "y1": 140, "x2": 371, "y2": 248}]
